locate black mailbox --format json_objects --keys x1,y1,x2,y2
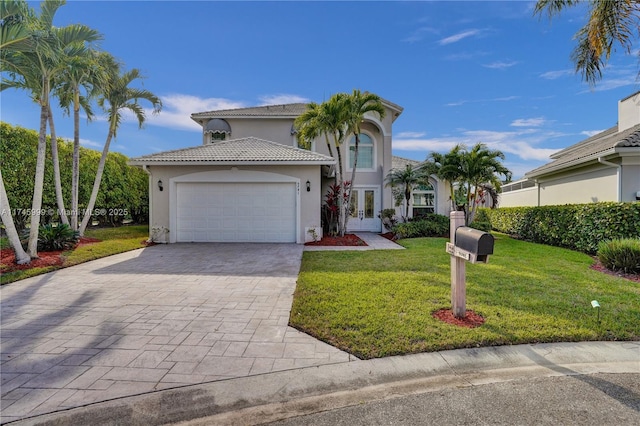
[{"x1": 455, "y1": 227, "x2": 494, "y2": 263}]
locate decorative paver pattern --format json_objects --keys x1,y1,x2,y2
[{"x1": 0, "y1": 243, "x2": 354, "y2": 423}]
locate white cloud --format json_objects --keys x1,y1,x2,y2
[
  {"x1": 510, "y1": 117, "x2": 546, "y2": 127},
  {"x1": 445, "y1": 95, "x2": 519, "y2": 107},
  {"x1": 143, "y1": 94, "x2": 246, "y2": 132},
  {"x1": 438, "y1": 29, "x2": 482, "y2": 45},
  {"x1": 80, "y1": 138, "x2": 102, "y2": 149},
  {"x1": 258, "y1": 94, "x2": 310, "y2": 105},
  {"x1": 402, "y1": 26, "x2": 438, "y2": 43},
  {"x1": 539, "y1": 69, "x2": 574, "y2": 80},
  {"x1": 396, "y1": 131, "x2": 426, "y2": 138},
  {"x1": 483, "y1": 60, "x2": 519, "y2": 69},
  {"x1": 393, "y1": 128, "x2": 560, "y2": 161},
  {"x1": 581, "y1": 129, "x2": 604, "y2": 137}
]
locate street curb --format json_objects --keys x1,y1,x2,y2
[{"x1": 11, "y1": 341, "x2": 640, "y2": 426}]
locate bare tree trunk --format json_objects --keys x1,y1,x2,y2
[
  {"x1": 27, "y1": 102, "x2": 49, "y2": 258},
  {"x1": 70, "y1": 94, "x2": 80, "y2": 231},
  {"x1": 48, "y1": 106, "x2": 69, "y2": 225},
  {"x1": 0, "y1": 170, "x2": 30, "y2": 264},
  {"x1": 78, "y1": 130, "x2": 112, "y2": 236}
]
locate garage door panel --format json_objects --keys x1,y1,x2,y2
[{"x1": 177, "y1": 182, "x2": 296, "y2": 243}]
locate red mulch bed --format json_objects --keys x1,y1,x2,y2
[
  {"x1": 305, "y1": 234, "x2": 367, "y2": 246},
  {"x1": 0, "y1": 237, "x2": 101, "y2": 273},
  {"x1": 590, "y1": 258, "x2": 640, "y2": 283},
  {"x1": 380, "y1": 232, "x2": 397, "y2": 241},
  {"x1": 432, "y1": 308, "x2": 485, "y2": 328}
]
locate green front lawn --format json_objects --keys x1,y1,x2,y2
[
  {"x1": 0, "y1": 225, "x2": 149, "y2": 285},
  {"x1": 290, "y1": 235, "x2": 640, "y2": 359}
]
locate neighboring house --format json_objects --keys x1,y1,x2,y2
[
  {"x1": 389, "y1": 156, "x2": 450, "y2": 219},
  {"x1": 500, "y1": 91, "x2": 640, "y2": 207},
  {"x1": 130, "y1": 98, "x2": 436, "y2": 243}
]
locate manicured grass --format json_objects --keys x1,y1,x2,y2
[
  {"x1": 0, "y1": 225, "x2": 149, "y2": 285},
  {"x1": 290, "y1": 235, "x2": 640, "y2": 359}
]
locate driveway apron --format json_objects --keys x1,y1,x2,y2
[{"x1": 0, "y1": 243, "x2": 353, "y2": 423}]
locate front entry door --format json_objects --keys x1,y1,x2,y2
[{"x1": 347, "y1": 187, "x2": 381, "y2": 232}]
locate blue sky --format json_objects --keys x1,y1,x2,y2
[{"x1": 2, "y1": 0, "x2": 639, "y2": 179}]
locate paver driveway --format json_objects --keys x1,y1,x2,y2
[{"x1": 0, "y1": 243, "x2": 353, "y2": 423}]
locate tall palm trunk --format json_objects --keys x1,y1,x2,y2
[
  {"x1": 27, "y1": 99, "x2": 49, "y2": 257},
  {"x1": 0, "y1": 170, "x2": 30, "y2": 264},
  {"x1": 78, "y1": 128, "x2": 113, "y2": 236},
  {"x1": 342, "y1": 135, "x2": 360, "y2": 236},
  {"x1": 334, "y1": 144, "x2": 346, "y2": 236},
  {"x1": 70, "y1": 91, "x2": 80, "y2": 231},
  {"x1": 48, "y1": 105, "x2": 69, "y2": 225}
]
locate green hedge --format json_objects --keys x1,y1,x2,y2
[
  {"x1": 1, "y1": 122, "x2": 148, "y2": 229},
  {"x1": 484, "y1": 203, "x2": 640, "y2": 254},
  {"x1": 393, "y1": 214, "x2": 450, "y2": 239}
]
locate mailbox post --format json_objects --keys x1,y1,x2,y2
[
  {"x1": 449, "y1": 211, "x2": 466, "y2": 318},
  {"x1": 446, "y1": 211, "x2": 495, "y2": 318}
]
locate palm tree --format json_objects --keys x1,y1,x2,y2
[
  {"x1": 423, "y1": 145, "x2": 465, "y2": 212},
  {"x1": 384, "y1": 164, "x2": 426, "y2": 220},
  {"x1": 296, "y1": 94, "x2": 350, "y2": 233},
  {"x1": 534, "y1": 0, "x2": 640, "y2": 86},
  {"x1": 341, "y1": 90, "x2": 385, "y2": 235},
  {"x1": 1, "y1": 0, "x2": 101, "y2": 257},
  {"x1": 459, "y1": 143, "x2": 511, "y2": 224},
  {"x1": 78, "y1": 53, "x2": 162, "y2": 235},
  {"x1": 56, "y1": 47, "x2": 104, "y2": 230},
  {"x1": 0, "y1": 0, "x2": 32, "y2": 264}
]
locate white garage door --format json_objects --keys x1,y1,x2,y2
[{"x1": 176, "y1": 182, "x2": 297, "y2": 243}]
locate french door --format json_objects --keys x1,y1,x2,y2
[{"x1": 347, "y1": 187, "x2": 381, "y2": 232}]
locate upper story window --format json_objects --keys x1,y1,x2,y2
[
  {"x1": 348, "y1": 133, "x2": 374, "y2": 170},
  {"x1": 204, "y1": 118, "x2": 231, "y2": 143}
]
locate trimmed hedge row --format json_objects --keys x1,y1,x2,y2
[
  {"x1": 393, "y1": 214, "x2": 450, "y2": 239},
  {"x1": 483, "y1": 203, "x2": 640, "y2": 254},
  {"x1": 1, "y1": 122, "x2": 149, "y2": 229}
]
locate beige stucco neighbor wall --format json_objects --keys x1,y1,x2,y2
[
  {"x1": 499, "y1": 187, "x2": 538, "y2": 207},
  {"x1": 145, "y1": 164, "x2": 323, "y2": 244},
  {"x1": 621, "y1": 161, "x2": 640, "y2": 202},
  {"x1": 538, "y1": 165, "x2": 618, "y2": 205}
]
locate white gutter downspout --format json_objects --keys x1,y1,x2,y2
[
  {"x1": 534, "y1": 179, "x2": 540, "y2": 207},
  {"x1": 142, "y1": 165, "x2": 153, "y2": 237},
  {"x1": 597, "y1": 157, "x2": 622, "y2": 202}
]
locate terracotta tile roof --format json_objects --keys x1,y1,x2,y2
[
  {"x1": 129, "y1": 137, "x2": 336, "y2": 165},
  {"x1": 391, "y1": 156, "x2": 421, "y2": 170},
  {"x1": 526, "y1": 124, "x2": 640, "y2": 178}
]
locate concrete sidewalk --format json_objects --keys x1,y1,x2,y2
[{"x1": 11, "y1": 341, "x2": 639, "y2": 425}]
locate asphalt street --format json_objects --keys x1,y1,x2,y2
[{"x1": 269, "y1": 373, "x2": 640, "y2": 426}]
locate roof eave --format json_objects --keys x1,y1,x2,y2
[
  {"x1": 525, "y1": 148, "x2": 619, "y2": 179},
  {"x1": 128, "y1": 160, "x2": 336, "y2": 167}
]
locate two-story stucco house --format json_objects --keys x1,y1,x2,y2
[{"x1": 130, "y1": 98, "x2": 445, "y2": 244}]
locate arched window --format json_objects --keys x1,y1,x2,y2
[
  {"x1": 204, "y1": 119, "x2": 231, "y2": 143},
  {"x1": 348, "y1": 133, "x2": 374, "y2": 170},
  {"x1": 413, "y1": 183, "x2": 435, "y2": 218}
]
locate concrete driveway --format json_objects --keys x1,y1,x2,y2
[{"x1": 0, "y1": 243, "x2": 353, "y2": 423}]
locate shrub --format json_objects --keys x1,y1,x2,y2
[
  {"x1": 22, "y1": 224, "x2": 79, "y2": 251},
  {"x1": 379, "y1": 209, "x2": 397, "y2": 232},
  {"x1": 394, "y1": 214, "x2": 449, "y2": 238},
  {"x1": 468, "y1": 221, "x2": 492, "y2": 232},
  {"x1": 597, "y1": 238, "x2": 640, "y2": 274},
  {"x1": 484, "y1": 203, "x2": 640, "y2": 254}
]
